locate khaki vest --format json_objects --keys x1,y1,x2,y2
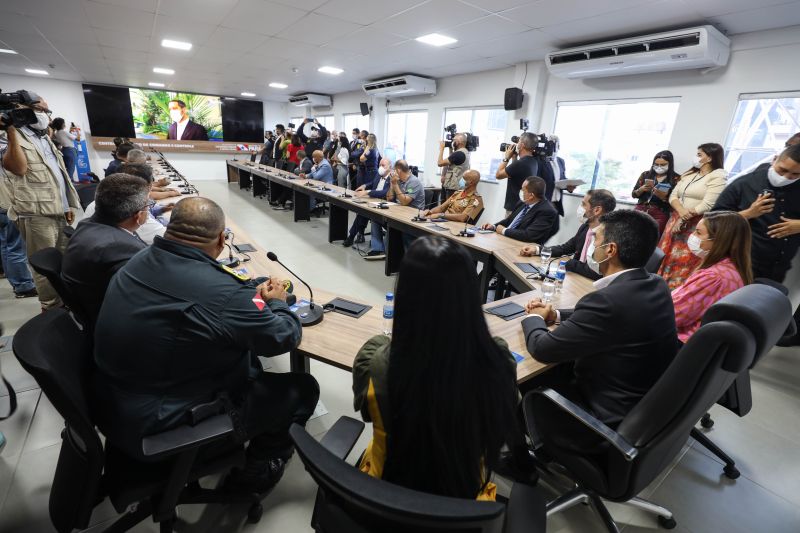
[
  {"x1": 1, "y1": 128, "x2": 80, "y2": 220},
  {"x1": 442, "y1": 147, "x2": 470, "y2": 190}
]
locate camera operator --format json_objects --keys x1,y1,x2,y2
[
  {"x1": 438, "y1": 132, "x2": 471, "y2": 200},
  {"x1": 0, "y1": 90, "x2": 81, "y2": 310},
  {"x1": 495, "y1": 132, "x2": 541, "y2": 216},
  {"x1": 297, "y1": 118, "x2": 328, "y2": 158}
]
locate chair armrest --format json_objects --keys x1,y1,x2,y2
[
  {"x1": 319, "y1": 416, "x2": 365, "y2": 460},
  {"x1": 504, "y1": 482, "x2": 547, "y2": 533},
  {"x1": 527, "y1": 388, "x2": 638, "y2": 461},
  {"x1": 141, "y1": 414, "x2": 234, "y2": 459}
]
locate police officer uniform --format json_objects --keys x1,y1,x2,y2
[
  {"x1": 92, "y1": 235, "x2": 320, "y2": 462},
  {"x1": 440, "y1": 189, "x2": 484, "y2": 224}
]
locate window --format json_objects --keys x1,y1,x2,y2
[
  {"x1": 553, "y1": 99, "x2": 680, "y2": 202},
  {"x1": 289, "y1": 117, "x2": 303, "y2": 130},
  {"x1": 343, "y1": 113, "x2": 369, "y2": 135},
  {"x1": 444, "y1": 107, "x2": 508, "y2": 182},
  {"x1": 316, "y1": 115, "x2": 335, "y2": 131},
  {"x1": 385, "y1": 111, "x2": 428, "y2": 170},
  {"x1": 724, "y1": 93, "x2": 800, "y2": 178}
]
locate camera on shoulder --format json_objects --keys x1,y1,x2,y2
[
  {"x1": 443, "y1": 123, "x2": 479, "y2": 152},
  {"x1": 0, "y1": 90, "x2": 38, "y2": 131}
]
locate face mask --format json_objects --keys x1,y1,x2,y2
[
  {"x1": 692, "y1": 155, "x2": 704, "y2": 169},
  {"x1": 587, "y1": 243, "x2": 610, "y2": 275},
  {"x1": 653, "y1": 165, "x2": 668, "y2": 175},
  {"x1": 169, "y1": 109, "x2": 183, "y2": 123},
  {"x1": 576, "y1": 205, "x2": 586, "y2": 221},
  {"x1": 768, "y1": 166, "x2": 797, "y2": 188},
  {"x1": 519, "y1": 190, "x2": 527, "y2": 203},
  {"x1": 32, "y1": 111, "x2": 50, "y2": 131},
  {"x1": 687, "y1": 233, "x2": 710, "y2": 258},
  {"x1": 458, "y1": 177, "x2": 466, "y2": 189},
  {"x1": 378, "y1": 167, "x2": 387, "y2": 176}
]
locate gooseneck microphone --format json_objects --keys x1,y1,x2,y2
[
  {"x1": 266, "y1": 251, "x2": 323, "y2": 326},
  {"x1": 411, "y1": 200, "x2": 440, "y2": 222}
]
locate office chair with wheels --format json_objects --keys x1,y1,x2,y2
[
  {"x1": 523, "y1": 284, "x2": 791, "y2": 533},
  {"x1": 12, "y1": 309, "x2": 264, "y2": 533},
  {"x1": 28, "y1": 247, "x2": 90, "y2": 328},
  {"x1": 645, "y1": 247, "x2": 665, "y2": 273},
  {"x1": 692, "y1": 282, "x2": 795, "y2": 479},
  {"x1": 291, "y1": 416, "x2": 547, "y2": 533}
]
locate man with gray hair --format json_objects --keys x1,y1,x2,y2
[
  {"x1": 125, "y1": 148, "x2": 147, "y2": 164},
  {"x1": 496, "y1": 131, "x2": 555, "y2": 214},
  {"x1": 61, "y1": 173, "x2": 150, "y2": 323},
  {"x1": 437, "y1": 132, "x2": 471, "y2": 200}
]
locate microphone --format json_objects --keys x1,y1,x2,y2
[
  {"x1": 266, "y1": 251, "x2": 323, "y2": 326},
  {"x1": 457, "y1": 220, "x2": 475, "y2": 238},
  {"x1": 411, "y1": 200, "x2": 439, "y2": 222},
  {"x1": 219, "y1": 229, "x2": 240, "y2": 268}
]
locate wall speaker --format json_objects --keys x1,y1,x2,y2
[
  {"x1": 360, "y1": 102, "x2": 370, "y2": 116},
  {"x1": 504, "y1": 88, "x2": 523, "y2": 111}
]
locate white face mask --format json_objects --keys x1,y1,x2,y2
[
  {"x1": 587, "y1": 243, "x2": 610, "y2": 275},
  {"x1": 32, "y1": 111, "x2": 50, "y2": 131},
  {"x1": 169, "y1": 109, "x2": 184, "y2": 123},
  {"x1": 692, "y1": 155, "x2": 704, "y2": 169},
  {"x1": 687, "y1": 233, "x2": 710, "y2": 258},
  {"x1": 378, "y1": 167, "x2": 387, "y2": 176},
  {"x1": 576, "y1": 205, "x2": 586, "y2": 221},
  {"x1": 767, "y1": 166, "x2": 798, "y2": 188},
  {"x1": 519, "y1": 190, "x2": 527, "y2": 203},
  {"x1": 653, "y1": 165, "x2": 668, "y2": 175}
]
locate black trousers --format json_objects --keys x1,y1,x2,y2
[
  {"x1": 348, "y1": 215, "x2": 369, "y2": 239},
  {"x1": 241, "y1": 371, "x2": 320, "y2": 460}
]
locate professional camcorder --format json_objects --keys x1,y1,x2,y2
[
  {"x1": 0, "y1": 90, "x2": 38, "y2": 131},
  {"x1": 443, "y1": 123, "x2": 479, "y2": 152},
  {"x1": 499, "y1": 118, "x2": 529, "y2": 152}
]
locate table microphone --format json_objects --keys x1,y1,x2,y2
[
  {"x1": 411, "y1": 200, "x2": 439, "y2": 222},
  {"x1": 266, "y1": 251, "x2": 323, "y2": 326},
  {"x1": 457, "y1": 220, "x2": 475, "y2": 237}
]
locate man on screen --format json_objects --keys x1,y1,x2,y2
[{"x1": 167, "y1": 99, "x2": 208, "y2": 141}]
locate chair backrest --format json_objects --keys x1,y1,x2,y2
[
  {"x1": 613, "y1": 284, "x2": 791, "y2": 497},
  {"x1": 12, "y1": 309, "x2": 104, "y2": 532},
  {"x1": 275, "y1": 160, "x2": 287, "y2": 170},
  {"x1": 290, "y1": 424, "x2": 508, "y2": 533},
  {"x1": 74, "y1": 182, "x2": 97, "y2": 211},
  {"x1": 285, "y1": 161, "x2": 298, "y2": 174},
  {"x1": 28, "y1": 247, "x2": 89, "y2": 328},
  {"x1": 644, "y1": 247, "x2": 665, "y2": 273},
  {"x1": 469, "y1": 208, "x2": 485, "y2": 226}
]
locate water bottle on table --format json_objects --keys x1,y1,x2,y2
[
  {"x1": 382, "y1": 292, "x2": 394, "y2": 336},
  {"x1": 555, "y1": 260, "x2": 567, "y2": 293}
]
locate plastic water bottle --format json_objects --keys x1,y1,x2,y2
[
  {"x1": 382, "y1": 292, "x2": 394, "y2": 336},
  {"x1": 555, "y1": 260, "x2": 567, "y2": 293}
]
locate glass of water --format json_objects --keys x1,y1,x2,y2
[
  {"x1": 540, "y1": 246, "x2": 552, "y2": 268},
  {"x1": 541, "y1": 278, "x2": 556, "y2": 303}
]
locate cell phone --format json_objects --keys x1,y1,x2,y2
[
  {"x1": 761, "y1": 188, "x2": 774, "y2": 197},
  {"x1": 644, "y1": 179, "x2": 655, "y2": 185}
]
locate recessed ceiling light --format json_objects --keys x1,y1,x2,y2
[
  {"x1": 153, "y1": 67, "x2": 175, "y2": 75},
  {"x1": 318, "y1": 66, "x2": 343, "y2": 75},
  {"x1": 269, "y1": 82, "x2": 288, "y2": 89},
  {"x1": 415, "y1": 33, "x2": 457, "y2": 47},
  {"x1": 241, "y1": 92, "x2": 256, "y2": 97},
  {"x1": 148, "y1": 82, "x2": 165, "y2": 88},
  {"x1": 161, "y1": 39, "x2": 192, "y2": 51},
  {"x1": 25, "y1": 68, "x2": 49, "y2": 75},
  {"x1": 0, "y1": 48, "x2": 18, "y2": 55}
]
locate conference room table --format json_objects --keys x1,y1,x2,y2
[
  {"x1": 154, "y1": 156, "x2": 595, "y2": 386},
  {"x1": 226, "y1": 160, "x2": 524, "y2": 300}
]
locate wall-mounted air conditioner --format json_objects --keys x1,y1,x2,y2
[
  {"x1": 362, "y1": 75, "x2": 437, "y2": 97},
  {"x1": 289, "y1": 93, "x2": 332, "y2": 107},
  {"x1": 546, "y1": 25, "x2": 730, "y2": 79}
]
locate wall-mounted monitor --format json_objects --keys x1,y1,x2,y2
[{"x1": 82, "y1": 84, "x2": 264, "y2": 154}]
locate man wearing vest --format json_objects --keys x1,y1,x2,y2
[
  {"x1": 438, "y1": 133, "x2": 471, "y2": 201},
  {"x1": 0, "y1": 90, "x2": 81, "y2": 310}
]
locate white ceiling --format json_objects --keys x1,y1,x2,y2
[{"x1": 1, "y1": 0, "x2": 799, "y2": 101}]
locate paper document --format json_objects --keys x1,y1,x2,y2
[{"x1": 555, "y1": 179, "x2": 586, "y2": 190}]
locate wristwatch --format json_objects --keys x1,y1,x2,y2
[{"x1": 503, "y1": 158, "x2": 510, "y2": 163}]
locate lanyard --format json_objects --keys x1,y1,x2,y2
[{"x1": 679, "y1": 172, "x2": 706, "y2": 204}]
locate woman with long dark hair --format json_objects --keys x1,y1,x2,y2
[
  {"x1": 631, "y1": 150, "x2": 680, "y2": 236},
  {"x1": 658, "y1": 143, "x2": 727, "y2": 289},
  {"x1": 353, "y1": 236, "x2": 519, "y2": 500},
  {"x1": 50, "y1": 117, "x2": 80, "y2": 181},
  {"x1": 671, "y1": 211, "x2": 753, "y2": 343}
]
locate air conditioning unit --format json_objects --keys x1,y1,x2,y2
[
  {"x1": 289, "y1": 93, "x2": 332, "y2": 107},
  {"x1": 546, "y1": 25, "x2": 730, "y2": 79},
  {"x1": 362, "y1": 75, "x2": 436, "y2": 97}
]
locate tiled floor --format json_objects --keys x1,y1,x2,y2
[{"x1": 1, "y1": 178, "x2": 799, "y2": 532}]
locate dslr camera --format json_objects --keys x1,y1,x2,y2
[
  {"x1": 0, "y1": 90, "x2": 38, "y2": 131},
  {"x1": 443, "y1": 123, "x2": 479, "y2": 152},
  {"x1": 500, "y1": 118, "x2": 529, "y2": 152}
]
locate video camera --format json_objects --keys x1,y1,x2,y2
[
  {"x1": 0, "y1": 90, "x2": 38, "y2": 131},
  {"x1": 443, "y1": 123, "x2": 479, "y2": 152},
  {"x1": 500, "y1": 118, "x2": 529, "y2": 152},
  {"x1": 409, "y1": 165, "x2": 419, "y2": 177}
]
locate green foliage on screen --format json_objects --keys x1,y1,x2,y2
[{"x1": 130, "y1": 89, "x2": 223, "y2": 140}]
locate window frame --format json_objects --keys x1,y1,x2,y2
[
  {"x1": 343, "y1": 113, "x2": 370, "y2": 136},
  {"x1": 386, "y1": 110, "x2": 429, "y2": 172},
  {"x1": 443, "y1": 105, "x2": 509, "y2": 184}
]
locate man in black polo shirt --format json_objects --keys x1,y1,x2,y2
[
  {"x1": 496, "y1": 132, "x2": 554, "y2": 215},
  {"x1": 714, "y1": 143, "x2": 800, "y2": 345}
]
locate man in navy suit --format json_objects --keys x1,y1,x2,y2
[
  {"x1": 482, "y1": 176, "x2": 559, "y2": 244},
  {"x1": 167, "y1": 99, "x2": 209, "y2": 141}
]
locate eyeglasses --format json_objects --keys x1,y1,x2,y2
[{"x1": 140, "y1": 200, "x2": 156, "y2": 212}]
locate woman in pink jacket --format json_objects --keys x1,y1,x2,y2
[{"x1": 671, "y1": 210, "x2": 753, "y2": 343}]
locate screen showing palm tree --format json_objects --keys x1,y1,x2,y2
[{"x1": 130, "y1": 89, "x2": 223, "y2": 141}]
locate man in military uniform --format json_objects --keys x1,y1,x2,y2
[
  {"x1": 437, "y1": 133, "x2": 471, "y2": 200},
  {"x1": 93, "y1": 197, "x2": 319, "y2": 492},
  {"x1": 422, "y1": 170, "x2": 484, "y2": 224},
  {"x1": 0, "y1": 90, "x2": 81, "y2": 310}
]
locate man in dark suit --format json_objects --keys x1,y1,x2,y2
[
  {"x1": 61, "y1": 173, "x2": 149, "y2": 324},
  {"x1": 166, "y1": 99, "x2": 209, "y2": 141},
  {"x1": 520, "y1": 189, "x2": 616, "y2": 281},
  {"x1": 522, "y1": 209, "x2": 679, "y2": 426},
  {"x1": 482, "y1": 176, "x2": 559, "y2": 243}
]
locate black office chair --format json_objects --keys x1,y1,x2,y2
[
  {"x1": 290, "y1": 416, "x2": 547, "y2": 533},
  {"x1": 12, "y1": 309, "x2": 263, "y2": 533},
  {"x1": 645, "y1": 247, "x2": 665, "y2": 273},
  {"x1": 74, "y1": 182, "x2": 97, "y2": 211},
  {"x1": 469, "y1": 207, "x2": 486, "y2": 226},
  {"x1": 692, "y1": 281, "x2": 795, "y2": 479},
  {"x1": 28, "y1": 247, "x2": 90, "y2": 328},
  {"x1": 275, "y1": 160, "x2": 287, "y2": 171},
  {"x1": 284, "y1": 161, "x2": 298, "y2": 174},
  {"x1": 523, "y1": 284, "x2": 791, "y2": 532}
]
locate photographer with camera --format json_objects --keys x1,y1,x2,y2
[
  {"x1": 496, "y1": 131, "x2": 541, "y2": 216},
  {"x1": 0, "y1": 90, "x2": 81, "y2": 310},
  {"x1": 297, "y1": 117, "x2": 328, "y2": 160},
  {"x1": 437, "y1": 127, "x2": 471, "y2": 200}
]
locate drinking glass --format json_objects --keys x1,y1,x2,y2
[
  {"x1": 541, "y1": 278, "x2": 556, "y2": 303},
  {"x1": 540, "y1": 246, "x2": 552, "y2": 268}
]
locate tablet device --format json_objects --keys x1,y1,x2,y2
[
  {"x1": 233, "y1": 243, "x2": 256, "y2": 253},
  {"x1": 485, "y1": 302, "x2": 526, "y2": 321},
  {"x1": 429, "y1": 224, "x2": 449, "y2": 232},
  {"x1": 514, "y1": 262, "x2": 541, "y2": 274},
  {"x1": 325, "y1": 297, "x2": 372, "y2": 318}
]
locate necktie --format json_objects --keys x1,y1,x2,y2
[{"x1": 509, "y1": 205, "x2": 531, "y2": 230}]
